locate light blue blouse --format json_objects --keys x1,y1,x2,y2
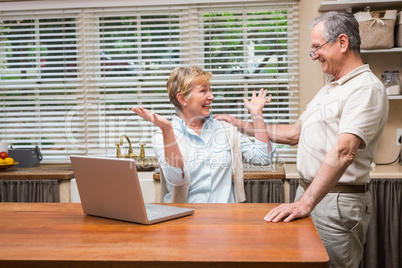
[{"x1": 153, "y1": 114, "x2": 275, "y2": 203}]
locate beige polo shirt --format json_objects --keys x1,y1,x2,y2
[{"x1": 297, "y1": 65, "x2": 389, "y2": 184}]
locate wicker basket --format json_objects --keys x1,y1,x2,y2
[
  {"x1": 396, "y1": 11, "x2": 402, "y2": 47},
  {"x1": 354, "y1": 10, "x2": 397, "y2": 49}
]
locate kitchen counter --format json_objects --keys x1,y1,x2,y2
[
  {"x1": 152, "y1": 166, "x2": 286, "y2": 203},
  {"x1": 2, "y1": 163, "x2": 400, "y2": 204},
  {"x1": 5, "y1": 162, "x2": 400, "y2": 182},
  {"x1": 153, "y1": 165, "x2": 286, "y2": 180},
  {"x1": 0, "y1": 164, "x2": 74, "y2": 202},
  {"x1": 284, "y1": 163, "x2": 402, "y2": 179},
  {"x1": 0, "y1": 161, "x2": 159, "y2": 203},
  {"x1": 0, "y1": 164, "x2": 74, "y2": 180}
]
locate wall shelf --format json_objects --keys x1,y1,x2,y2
[
  {"x1": 361, "y1": 47, "x2": 402, "y2": 53},
  {"x1": 388, "y1": 95, "x2": 402, "y2": 100},
  {"x1": 318, "y1": 1, "x2": 402, "y2": 101},
  {"x1": 318, "y1": 0, "x2": 402, "y2": 12}
]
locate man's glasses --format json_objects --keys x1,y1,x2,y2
[{"x1": 309, "y1": 41, "x2": 329, "y2": 58}]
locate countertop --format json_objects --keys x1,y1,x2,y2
[
  {"x1": 1, "y1": 163, "x2": 400, "y2": 181},
  {"x1": 0, "y1": 164, "x2": 74, "y2": 180},
  {"x1": 0, "y1": 157, "x2": 159, "y2": 179},
  {"x1": 153, "y1": 166, "x2": 286, "y2": 180},
  {"x1": 284, "y1": 163, "x2": 402, "y2": 179}
]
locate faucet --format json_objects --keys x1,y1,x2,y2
[
  {"x1": 116, "y1": 134, "x2": 145, "y2": 159},
  {"x1": 117, "y1": 134, "x2": 135, "y2": 158}
]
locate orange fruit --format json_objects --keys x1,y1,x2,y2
[{"x1": 4, "y1": 157, "x2": 14, "y2": 164}]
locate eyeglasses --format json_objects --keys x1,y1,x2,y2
[{"x1": 309, "y1": 41, "x2": 329, "y2": 58}]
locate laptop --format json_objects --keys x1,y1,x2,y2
[{"x1": 70, "y1": 155, "x2": 194, "y2": 225}]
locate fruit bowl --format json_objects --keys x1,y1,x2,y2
[{"x1": 0, "y1": 162, "x2": 19, "y2": 171}]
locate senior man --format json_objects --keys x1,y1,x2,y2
[{"x1": 216, "y1": 11, "x2": 389, "y2": 268}]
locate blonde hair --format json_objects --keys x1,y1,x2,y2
[{"x1": 166, "y1": 66, "x2": 212, "y2": 112}]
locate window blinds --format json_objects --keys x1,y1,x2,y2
[{"x1": 0, "y1": 0, "x2": 299, "y2": 163}]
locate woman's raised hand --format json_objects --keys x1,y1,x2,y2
[
  {"x1": 132, "y1": 107, "x2": 172, "y2": 131},
  {"x1": 244, "y1": 88, "x2": 272, "y2": 116}
]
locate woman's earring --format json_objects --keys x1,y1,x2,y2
[{"x1": 183, "y1": 103, "x2": 187, "y2": 107}]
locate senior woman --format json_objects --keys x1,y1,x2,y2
[{"x1": 132, "y1": 66, "x2": 275, "y2": 203}]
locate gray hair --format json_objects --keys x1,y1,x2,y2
[{"x1": 311, "y1": 11, "x2": 361, "y2": 53}]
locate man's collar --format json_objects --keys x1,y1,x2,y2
[{"x1": 328, "y1": 64, "x2": 370, "y2": 86}]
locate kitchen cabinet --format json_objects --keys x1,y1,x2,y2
[
  {"x1": 153, "y1": 166, "x2": 286, "y2": 203},
  {"x1": 0, "y1": 164, "x2": 74, "y2": 202},
  {"x1": 318, "y1": 1, "x2": 402, "y2": 100}
]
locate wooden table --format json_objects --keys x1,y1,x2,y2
[{"x1": 0, "y1": 203, "x2": 329, "y2": 268}]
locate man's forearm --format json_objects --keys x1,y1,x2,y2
[
  {"x1": 299, "y1": 157, "x2": 348, "y2": 211},
  {"x1": 235, "y1": 119, "x2": 300, "y2": 145},
  {"x1": 232, "y1": 118, "x2": 256, "y2": 136},
  {"x1": 298, "y1": 133, "x2": 360, "y2": 211}
]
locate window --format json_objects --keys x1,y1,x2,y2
[{"x1": 0, "y1": 0, "x2": 299, "y2": 163}]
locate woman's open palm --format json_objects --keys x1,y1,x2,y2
[
  {"x1": 132, "y1": 107, "x2": 172, "y2": 131},
  {"x1": 244, "y1": 88, "x2": 272, "y2": 116}
]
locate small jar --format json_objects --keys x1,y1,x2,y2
[
  {"x1": 0, "y1": 142, "x2": 8, "y2": 153},
  {"x1": 382, "y1": 70, "x2": 401, "y2": 95}
]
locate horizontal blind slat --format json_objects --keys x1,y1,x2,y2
[{"x1": 0, "y1": 0, "x2": 299, "y2": 162}]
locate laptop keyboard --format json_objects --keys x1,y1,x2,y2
[{"x1": 146, "y1": 210, "x2": 167, "y2": 220}]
